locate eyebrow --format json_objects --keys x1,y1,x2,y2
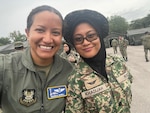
[{"x1": 74, "y1": 30, "x2": 96, "y2": 36}]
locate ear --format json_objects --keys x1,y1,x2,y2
[{"x1": 25, "y1": 28, "x2": 29, "y2": 40}]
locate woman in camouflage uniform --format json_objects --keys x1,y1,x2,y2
[
  {"x1": 141, "y1": 31, "x2": 150, "y2": 62},
  {"x1": 60, "y1": 41, "x2": 80, "y2": 66},
  {"x1": 64, "y1": 9, "x2": 133, "y2": 113}
]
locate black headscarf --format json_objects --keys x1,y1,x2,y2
[
  {"x1": 63, "y1": 9, "x2": 109, "y2": 79},
  {"x1": 63, "y1": 41, "x2": 71, "y2": 55}
]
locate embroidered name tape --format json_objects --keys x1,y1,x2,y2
[
  {"x1": 81, "y1": 84, "x2": 108, "y2": 99},
  {"x1": 47, "y1": 85, "x2": 67, "y2": 99}
]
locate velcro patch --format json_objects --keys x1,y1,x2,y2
[
  {"x1": 47, "y1": 85, "x2": 67, "y2": 99},
  {"x1": 117, "y1": 72, "x2": 128, "y2": 83}
]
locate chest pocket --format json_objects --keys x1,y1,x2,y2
[
  {"x1": 81, "y1": 73, "x2": 113, "y2": 112},
  {"x1": 110, "y1": 64, "x2": 132, "y2": 108}
]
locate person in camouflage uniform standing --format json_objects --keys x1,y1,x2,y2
[
  {"x1": 60, "y1": 41, "x2": 80, "y2": 66},
  {"x1": 118, "y1": 36, "x2": 129, "y2": 61},
  {"x1": 141, "y1": 31, "x2": 150, "y2": 62},
  {"x1": 14, "y1": 41, "x2": 24, "y2": 51},
  {"x1": 64, "y1": 9, "x2": 133, "y2": 113},
  {"x1": 111, "y1": 38, "x2": 118, "y2": 54}
]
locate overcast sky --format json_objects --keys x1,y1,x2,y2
[{"x1": 0, "y1": 0, "x2": 150, "y2": 37}]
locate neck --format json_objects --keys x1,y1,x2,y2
[{"x1": 32, "y1": 56, "x2": 54, "y2": 67}]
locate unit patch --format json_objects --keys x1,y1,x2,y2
[
  {"x1": 19, "y1": 89, "x2": 37, "y2": 107},
  {"x1": 47, "y1": 85, "x2": 67, "y2": 99},
  {"x1": 117, "y1": 72, "x2": 129, "y2": 83}
]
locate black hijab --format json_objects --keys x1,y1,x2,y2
[
  {"x1": 64, "y1": 9, "x2": 109, "y2": 79},
  {"x1": 63, "y1": 42, "x2": 71, "y2": 55}
]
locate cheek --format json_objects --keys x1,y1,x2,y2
[
  {"x1": 75, "y1": 46, "x2": 82, "y2": 55},
  {"x1": 97, "y1": 42, "x2": 101, "y2": 51},
  {"x1": 55, "y1": 38, "x2": 62, "y2": 46}
]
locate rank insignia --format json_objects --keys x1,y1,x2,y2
[
  {"x1": 19, "y1": 89, "x2": 37, "y2": 107},
  {"x1": 47, "y1": 85, "x2": 67, "y2": 99}
]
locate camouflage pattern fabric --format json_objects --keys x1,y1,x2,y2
[
  {"x1": 60, "y1": 50, "x2": 80, "y2": 66},
  {"x1": 65, "y1": 54, "x2": 133, "y2": 113}
]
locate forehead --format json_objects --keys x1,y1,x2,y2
[
  {"x1": 74, "y1": 23, "x2": 96, "y2": 34},
  {"x1": 64, "y1": 43, "x2": 68, "y2": 46},
  {"x1": 32, "y1": 11, "x2": 62, "y2": 24}
]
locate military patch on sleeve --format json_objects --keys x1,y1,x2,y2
[
  {"x1": 19, "y1": 89, "x2": 37, "y2": 107},
  {"x1": 117, "y1": 72, "x2": 129, "y2": 83},
  {"x1": 47, "y1": 85, "x2": 67, "y2": 100}
]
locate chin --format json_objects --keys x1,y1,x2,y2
[
  {"x1": 82, "y1": 55, "x2": 95, "y2": 58},
  {"x1": 39, "y1": 53, "x2": 54, "y2": 59}
]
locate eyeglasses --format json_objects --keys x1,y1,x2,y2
[{"x1": 73, "y1": 33, "x2": 98, "y2": 45}]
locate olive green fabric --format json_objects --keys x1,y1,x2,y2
[{"x1": 0, "y1": 47, "x2": 73, "y2": 113}]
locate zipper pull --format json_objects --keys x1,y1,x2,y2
[{"x1": 40, "y1": 104, "x2": 45, "y2": 113}]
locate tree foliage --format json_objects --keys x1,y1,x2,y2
[
  {"x1": 129, "y1": 14, "x2": 150, "y2": 29},
  {"x1": 9, "y1": 31, "x2": 27, "y2": 42},
  {"x1": 0, "y1": 30, "x2": 26, "y2": 46},
  {"x1": 0, "y1": 37, "x2": 11, "y2": 46},
  {"x1": 108, "y1": 15, "x2": 128, "y2": 34}
]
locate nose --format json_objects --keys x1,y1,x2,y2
[
  {"x1": 82, "y1": 38, "x2": 90, "y2": 45},
  {"x1": 43, "y1": 32, "x2": 53, "y2": 43}
]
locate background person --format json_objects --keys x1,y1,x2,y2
[
  {"x1": 0, "y1": 5, "x2": 73, "y2": 113},
  {"x1": 14, "y1": 41, "x2": 24, "y2": 51},
  {"x1": 64, "y1": 9, "x2": 133, "y2": 113},
  {"x1": 118, "y1": 36, "x2": 129, "y2": 61},
  {"x1": 141, "y1": 31, "x2": 150, "y2": 62},
  {"x1": 60, "y1": 41, "x2": 80, "y2": 66},
  {"x1": 111, "y1": 38, "x2": 118, "y2": 54}
]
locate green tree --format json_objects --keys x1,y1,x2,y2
[
  {"x1": 129, "y1": 19, "x2": 144, "y2": 29},
  {"x1": 108, "y1": 15, "x2": 128, "y2": 34},
  {"x1": 0, "y1": 37, "x2": 11, "y2": 46},
  {"x1": 129, "y1": 13, "x2": 150, "y2": 29},
  {"x1": 10, "y1": 30, "x2": 26, "y2": 42}
]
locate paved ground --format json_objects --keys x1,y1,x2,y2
[
  {"x1": 0, "y1": 45, "x2": 149, "y2": 113},
  {"x1": 107, "y1": 45, "x2": 150, "y2": 113}
]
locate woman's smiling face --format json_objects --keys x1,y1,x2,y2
[
  {"x1": 73, "y1": 23, "x2": 101, "y2": 58},
  {"x1": 25, "y1": 11, "x2": 63, "y2": 65}
]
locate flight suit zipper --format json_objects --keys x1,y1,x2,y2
[{"x1": 36, "y1": 72, "x2": 46, "y2": 113}]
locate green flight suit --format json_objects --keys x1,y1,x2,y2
[{"x1": 0, "y1": 47, "x2": 73, "y2": 113}]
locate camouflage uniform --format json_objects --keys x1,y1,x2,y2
[
  {"x1": 65, "y1": 54, "x2": 133, "y2": 113},
  {"x1": 119, "y1": 38, "x2": 129, "y2": 61},
  {"x1": 141, "y1": 34, "x2": 150, "y2": 62},
  {"x1": 60, "y1": 50, "x2": 80, "y2": 66},
  {"x1": 111, "y1": 39, "x2": 118, "y2": 54}
]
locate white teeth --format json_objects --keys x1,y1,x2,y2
[{"x1": 40, "y1": 45, "x2": 52, "y2": 50}]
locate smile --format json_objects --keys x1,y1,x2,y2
[{"x1": 40, "y1": 45, "x2": 53, "y2": 50}]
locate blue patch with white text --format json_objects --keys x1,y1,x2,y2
[{"x1": 47, "y1": 85, "x2": 67, "y2": 99}]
